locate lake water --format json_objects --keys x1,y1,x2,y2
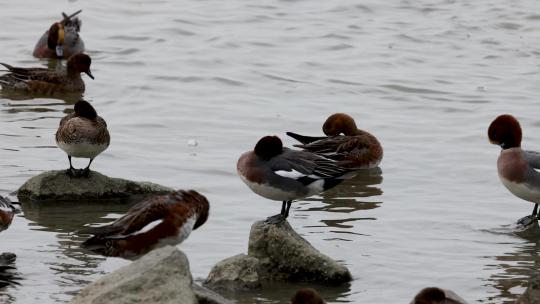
[{"x1": 1, "y1": 0, "x2": 540, "y2": 303}]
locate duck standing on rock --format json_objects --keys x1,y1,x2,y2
[
  {"x1": 291, "y1": 288, "x2": 325, "y2": 304},
  {"x1": 488, "y1": 114, "x2": 540, "y2": 227},
  {"x1": 0, "y1": 53, "x2": 94, "y2": 95},
  {"x1": 33, "y1": 10, "x2": 84, "y2": 59},
  {"x1": 80, "y1": 190, "x2": 209, "y2": 259},
  {"x1": 287, "y1": 113, "x2": 383, "y2": 169},
  {"x1": 237, "y1": 135, "x2": 355, "y2": 221},
  {"x1": 56, "y1": 100, "x2": 110, "y2": 177}
]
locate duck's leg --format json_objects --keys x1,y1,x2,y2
[
  {"x1": 81, "y1": 158, "x2": 94, "y2": 177},
  {"x1": 284, "y1": 201, "x2": 292, "y2": 218},
  {"x1": 517, "y1": 203, "x2": 539, "y2": 228},
  {"x1": 66, "y1": 156, "x2": 75, "y2": 176},
  {"x1": 265, "y1": 201, "x2": 288, "y2": 224}
]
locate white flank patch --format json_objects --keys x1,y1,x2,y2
[
  {"x1": 158, "y1": 215, "x2": 197, "y2": 247},
  {"x1": 57, "y1": 141, "x2": 108, "y2": 158},
  {"x1": 501, "y1": 177, "x2": 540, "y2": 203},
  {"x1": 274, "y1": 169, "x2": 306, "y2": 179},
  {"x1": 0, "y1": 205, "x2": 11, "y2": 213},
  {"x1": 129, "y1": 219, "x2": 164, "y2": 236},
  {"x1": 306, "y1": 179, "x2": 325, "y2": 197},
  {"x1": 239, "y1": 175, "x2": 298, "y2": 201}
]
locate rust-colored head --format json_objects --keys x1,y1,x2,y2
[
  {"x1": 47, "y1": 22, "x2": 65, "y2": 57},
  {"x1": 74, "y1": 100, "x2": 97, "y2": 120},
  {"x1": 322, "y1": 113, "x2": 358, "y2": 136},
  {"x1": 254, "y1": 136, "x2": 283, "y2": 160},
  {"x1": 291, "y1": 288, "x2": 325, "y2": 304},
  {"x1": 488, "y1": 114, "x2": 522, "y2": 149},
  {"x1": 412, "y1": 287, "x2": 446, "y2": 304},
  {"x1": 67, "y1": 53, "x2": 94, "y2": 79}
]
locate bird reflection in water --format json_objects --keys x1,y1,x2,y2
[
  {"x1": 0, "y1": 252, "x2": 21, "y2": 303},
  {"x1": 298, "y1": 167, "x2": 383, "y2": 237},
  {"x1": 484, "y1": 223, "x2": 540, "y2": 303}
]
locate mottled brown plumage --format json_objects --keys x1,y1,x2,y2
[
  {"x1": 287, "y1": 113, "x2": 383, "y2": 169},
  {"x1": 55, "y1": 100, "x2": 109, "y2": 177},
  {"x1": 81, "y1": 190, "x2": 210, "y2": 259},
  {"x1": 0, "y1": 53, "x2": 93, "y2": 95}
]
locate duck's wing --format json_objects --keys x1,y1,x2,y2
[
  {"x1": 269, "y1": 148, "x2": 352, "y2": 182},
  {"x1": 79, "y1": 194, "x2": 171, "y2": 237},
  {"x1": 286, "y1": 131, "x2": 327, "y2": 145},
  {"x1": 0, "y1": 63, "x2": 65, "y2": 84},
  {"x1": 524, "y1": 150, "x2": 540, "y2": 169}
]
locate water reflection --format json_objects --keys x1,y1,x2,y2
[
  {"x1": 18, "y1": 197, "x2": 143, "y2": 277},
  {"x1": 484, "y1": 224, "x2": 540, "y2": 303},
  {"x1": 0, "y1": 253, "x2": 21, "y2": 304},
  {"x1": 214, "y1": 281, "x2": 352, "y2": 304}
]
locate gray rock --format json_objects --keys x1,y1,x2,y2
[
  {"x1": 204, "y1": 219, "x2": 351, "y2": 290},
  {"x1": 18, "y1": 170, "x2": 173, "y2": 200},
  {"x1": 205, "y1": 254, "x2": 261, "y2": 290},
  {"x1": 517, "y1": 275, "x2": 540, "y2": 304},
  {"x1": 249, "y1": 219, "x2": 351, "y2": 284},
  {"x1": 70, "y1": 246, "x2": 197, "y2": 304},
  {"x1": 192, "y1": 283, "x2": 235, "y2": 304}
]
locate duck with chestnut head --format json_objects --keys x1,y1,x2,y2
[
  {"x1": 237, "y1": 135, "x2": 355, "y2": 222},
  {"x1": 33, "y1": 10, "x2": 85, "y2": 59},
  {"x1": 81, "y1": 190, "x2": 209, "y2": 259},
  {"x1": 287, "y1": 113, "x2": 383, "y2": 169},
  {"x1": 291, "y1": 288, "x2": 325, "y2": 304},
  {"x1": 488, "y1": 114, "x2": 540, "y2": 226}
]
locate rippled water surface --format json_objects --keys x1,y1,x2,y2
[{"x1": 1, "y1": 0, "x2": 540, "y2": 303}]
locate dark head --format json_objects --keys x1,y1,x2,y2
[
  {"x1": 190, "y1": 190, "x2": 210, "y2": 230},
  {"x1": 291, "y1": 288, "x2": 325, "y2": 304},
  {"x1": 67, "y1": 53, "x2": 94, "y2": 79},
  {"x1": 412, "y1": 287, "x2": 447, "y2": 304},
  {"x1": 74, "y1": 100, "x2": 97, "y2": 120},
  {"x1": 488, "y1": 114, "x2": 522, "y2": 149},
  {"x1": 322, "y1": 113, "x2": 358, "y2": 136},
  {"x1": 47, "y1": 22, "x2": 65, "y2": 57},
  {"x1": 254, "y1": 136, "x2": 283, "y2": 160}
]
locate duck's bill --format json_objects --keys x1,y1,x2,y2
[
  {"x1": 85, "y1": 70, "x2": 94, "y2": 79},
  {"x1": 55, "y1": 45, "x2": 64, "y2": 57}
]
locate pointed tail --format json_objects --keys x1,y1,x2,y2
[{"x1": 286, "y1": 132, "x2": 326, "y2": 145}]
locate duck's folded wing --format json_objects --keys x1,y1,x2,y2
[
  {"x1": 79, "y1": 195, "x2": 169, "y2": 236},
  {"x1": 271, "y1": 148, "x2": 351, "y2": 180},
  {"x1": 524, "y1": 150, "x2": 540, "y2": 169},
  {"x1": 286, "y1": 131, "x2": 327, "y2": 145}
]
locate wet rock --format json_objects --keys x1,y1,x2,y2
[
  {"x1": 70, "y1": 246, "x2": 196, "y2": 304},
  {"x1": 205, "y1": 254, "x2": 262, "y2": 290},
  {"x1": 205, "y1": 219, "x2": 351, "y2": 290},
  {"x1": 192, "y1": 283, "x2": 235, "y2": 304},
  {"x1": 517, "y1": 275, "x2": 540, "y2": 304},
  {"x1": 18, "y1": 170, "x2": 173, "y2": 201}
]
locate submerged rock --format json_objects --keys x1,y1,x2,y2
[
  {"x1": 517, "y1": 275, "x2": 540, "y2": 304},
  {"x1": 70, "y1": 246, "x2": 196, "y2": 304},
  {"x1": 18, "y1": 170, "x2": 172, "y2": 200},
  {"x1": 192, "y1": 283, "x2": 235, "y2": 304},
  {"x1": 205, "y1": 219, "x2": 351, "y2": 291}
]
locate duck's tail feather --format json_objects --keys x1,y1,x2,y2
[{"x1": 286, "y1": 132, "x2": 326, "y2": 145}]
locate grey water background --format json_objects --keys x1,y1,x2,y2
[{"x1": 1, "y1": 0, "x2": 540, "y2": 303}]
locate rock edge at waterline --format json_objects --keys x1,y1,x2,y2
[
  {"x1": 70, "y1": 246, "x2": 232, "y2": 304},
  {"x1": 17, "y1": 170, "x2": 173, "y2": 200},
  {"x1": 204, "y1": 218, "x2": 352, "y2": 290}
]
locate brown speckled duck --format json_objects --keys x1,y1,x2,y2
[
  {"x1": 55, "y1": 100, "x2": 110, "y2": 177},
  {"x1": 81, "y1": 190, "x2": 209, "y2": 259},
  {"x1": 0, "y1": 53, "x2": 93, "y2": 95},
  {"x1": 33, "y1": 10, "x2": 85, "y2": 59},
  {"x1": 287, "y1": 113, "x2": 383, "y2": 169}
]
